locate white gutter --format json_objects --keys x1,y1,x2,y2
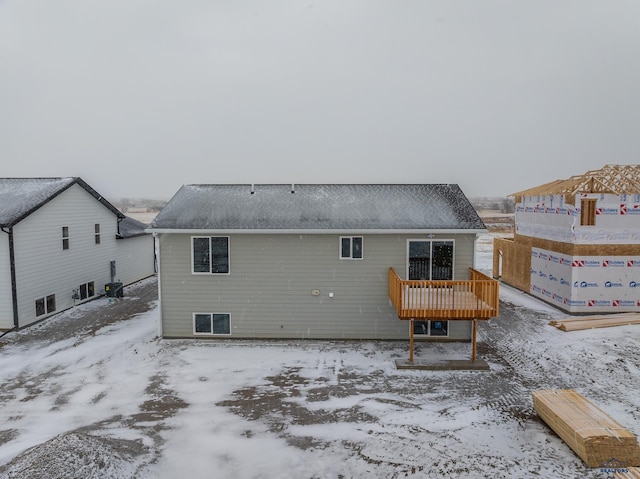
[{"x1": 145, "y1": 228, "x2": 487, "y2": 235}]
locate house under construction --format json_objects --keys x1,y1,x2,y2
[{"x1": 493, "y1": 164, "x2": 640, "y2": 313}]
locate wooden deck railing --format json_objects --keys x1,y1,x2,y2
[{"x1": 388, "y1": 267, "x2": 499, "y2": 320}]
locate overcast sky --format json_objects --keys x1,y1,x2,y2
[{"x1": 1, "y1": 1, "x2": 639, "y2": 200}]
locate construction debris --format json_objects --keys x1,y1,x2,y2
[
  {"x1": 532, "y1": 389, "x2": 640, "y2": 468},
  {"x1": 549, "y1": 313, "x2": 640, "y2": 332}
]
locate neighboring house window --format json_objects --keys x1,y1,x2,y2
[
  {"x1": 35, "y1": 294, "x2": 56, "y2": 317},
  {"x1": 413, "y1": 320, "x2": 449, "y2": 337},
  {"x1": 192, "y1": 237, "x2": 229, "y2": 274},
  {"x1": 79, "y1": 281, "x2": 95, "y2": 300},
  {"x1": 340, "y1": 237, "x2": 363, "y2": 259},
  {"x1": 193, "y1": 313, "x2": 231, "y2": 335},
  {"x1": 580, "y1": 198, "x2": 597, "y2": 226},
  {"x1": 62, "y1": 226, "x2": 69, "y2": 250},
  {"x1": 95, "y1": 224, "x2": 101, "y2": 244}
]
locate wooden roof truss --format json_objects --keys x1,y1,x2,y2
[{"x1": 512, "y1": 164, "x2": 640, "y2": 204}]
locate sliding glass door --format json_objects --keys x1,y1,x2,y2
[
  {"x1": 408, "y1": 240, "x2": 454, "y2": 337},
  {"x1": 408, "y1": 240, "x2": 454, "y2": 280}
]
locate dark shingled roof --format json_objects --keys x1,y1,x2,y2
[
  {"x1": 118, "y1": 216, "x2": 150, "y2": 238},
  {"x1": 0, "y1": 177, "x2": 124, "y2": 227},
  {"x1": 149, "y1": 184, "x2": 485, "y2": 231}
]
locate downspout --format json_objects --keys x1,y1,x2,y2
[
  {"x1": 1, "y1": 226, "x2": 20, "y2": 330},
  {"x1": 154, "y1": 233, "x2": 163, "y2": 338},
  {"x1": 473, "y1": 233, "x2": 480, "y2": 270}
]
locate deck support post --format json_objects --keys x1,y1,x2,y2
[
  {"x1": 471, "y1": 318, "x2": 478, "y2": 362},
  {"x1": 409, "y1": 319, "x2": 414, "y2": 363}
]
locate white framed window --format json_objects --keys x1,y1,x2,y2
[
  {"x1": 340, "y1": 236, "x2": 363, "y2": 259},
  {"x1": 413, "y1": 320, "x2": 449, "y2": 337},
  {"x1": 62, "y1": 226, "x2": 70, "y2": 250},
  {"x1": 94, "y1": 224, "x2": 101, "y2": 244},
  {"x1": 79, "y1": 281, "x2": 95, "y2": 300},
  {"x1": 35, "y1": 294, "x2": 56, "y2": 317},
  {"x1": 193, "y1": 313, "x2": 231, "y2": 335},
  {"x1": 192, "y1": 237, "x2": 230, "y2": 274}
]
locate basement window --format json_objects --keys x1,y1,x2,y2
[
  {"x1": 193, "y1": 313, "x2": 231, "y2": 335},
  {"x1": 79, "y1": 281, "x2": 95, "y2": 300},
  {"x1": 580, "y1": 198, "x2": 597, "y2": 226},
  {"x1": 35, "y1": 294, "x2": 56, "y2": 317},
  {"x1": 413, "y1": 320, "x2": 449, "y2": 337},
  {"x1": 340, "y1": 237, "x2": 363, "y2": 259}
]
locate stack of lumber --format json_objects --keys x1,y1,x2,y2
[
  {"x1": 549, "y1": 313, "x2": 640, "y2": 332},
  {"x1": 532, "y1": 389, "x2": 640, "y2": 467},
  {"x1": 616, "y1": 467, "x2": 640, "y2": 479}
]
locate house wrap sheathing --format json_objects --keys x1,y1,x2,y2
[{"x1": 494, "y1": 164, "x2": 640, "y2": 313}]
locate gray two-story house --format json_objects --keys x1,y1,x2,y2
[
  {"x1": 0, "y1": 177, "x2": 156, "y2": 330},
  {"x1": 148, "y1": 184, "x2": 499, "y2": 346}
]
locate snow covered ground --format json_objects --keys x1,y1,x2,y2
[{"x1": 0, "y1": 244, "x2": 638, "y2": 478}]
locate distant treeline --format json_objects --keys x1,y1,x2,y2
[
  {"x1": 469, "y1": 197, "x2": 514, "y2": 214},
  {"x1": 114, "y1": 198, "x2": 167, "y2": 213}
]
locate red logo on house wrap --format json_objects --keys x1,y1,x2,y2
[
  {"x1": 603, "y1": 260, "x2": 609, "y2": 267},
  {"x1": 588, "y1": 300, "x2": 596, "y2": 307},
  {"x1": 628, "y1": 260, "x2": 635, "y2": 267},
  {"x1": 572, "y1": 260, "x2": 584, "y2": 267},
  {"x1": 596, "y1": 208, "x2": 602, "y2": 215},
  {"x1": 613, "y1": 300, "x2": 620, "y2": 307},
  {"x1": 620, "y1": 204, "x2": 627, "y2": 214}
]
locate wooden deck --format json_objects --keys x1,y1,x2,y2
[
  {"x1": 389, "y1": 267, "x2": 499, "y2": 363},
  {"x1": 388, "y1": 267, "x2": 499, "y2": 320}
]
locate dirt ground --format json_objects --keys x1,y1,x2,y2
[
  {"x1": 1, "y1": 277, "x2": 638, "y2": 478},
  {"x1": 0, "y1": 280, "x2": 159, "y2": 349},
  {"x1": 0, "y1": 280, "x2": 163, "y2": 478}
]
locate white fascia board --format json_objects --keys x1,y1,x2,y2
[{"x1": 145, "y1": 228, "x2": 487, "y2": 235}]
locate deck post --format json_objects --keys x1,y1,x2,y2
[
  {"x1": 471, "y1": 318, "x2": 478, "y2": 362},
  {"x1": 409, "y1": 319, "x2": 414, "y2": 363}
]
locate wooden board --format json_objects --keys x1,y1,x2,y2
[
  {"x1": 616, "y1": 467, "x2": 640, "y2": 479},
  {"x1": 549, "y1": 314, "x2": 640, "y2": 332},
  {"x1": 532, "y1": 389, "x2": 640, "y2": 468}
]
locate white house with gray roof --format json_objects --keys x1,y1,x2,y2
[
  {"x1": 0, "y1": 177, "x2": 156, "y2": 330},
  {"x1": 148, "y1": 184, "x2": 497, "y2": 342}
]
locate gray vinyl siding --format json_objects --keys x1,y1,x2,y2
[
  {"x1": 114, "y1": 235, "x2": 156, "y2": 286},
  {"x1": 11, "y1": 184, "x2": 154, "y2": 328},
  {"x1": 0, "y1": 233, "x2": 12, "y2": 329},
  {"x1": 158, "y1": 232, "x2": 477, "y2": 340}
]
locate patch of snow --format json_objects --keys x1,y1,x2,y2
[{"x1": 0, "y1": 277, "x2": 638, "y2": 478}]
